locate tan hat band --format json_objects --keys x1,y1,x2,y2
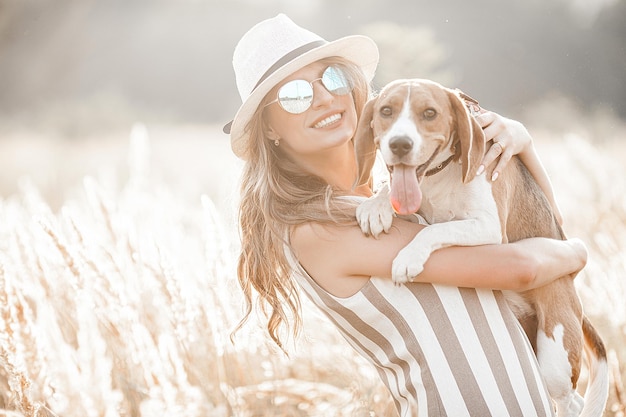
[{"x1": 252, "y1": 40, "x2": 327, "y2": 92}]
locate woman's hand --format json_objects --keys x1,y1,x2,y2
[
  {"x1": 475, "y1": 111, "x2": 531, "y2": 181},
  {"x1": 475, "y1": 110, "x2": 564, "y2": 225}
]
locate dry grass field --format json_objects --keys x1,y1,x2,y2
[{"x1": 0, "y1": 120, "x2": 624, "y2": 416}]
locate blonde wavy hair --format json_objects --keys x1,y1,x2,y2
[{"x1": 233, "y1": 57, "x2": 372, "y2": 350}]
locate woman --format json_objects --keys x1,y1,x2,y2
[{"x1": 224, "y1": 14, "x2": 584, "y2": 416}]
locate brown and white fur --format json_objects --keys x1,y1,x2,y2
[{"x1": 353, "y1": 79, "x2": 608, "y2": 417}]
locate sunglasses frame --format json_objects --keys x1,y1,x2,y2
[{"x1": 264, "y1": 65, "x2": 353, "y2": 114}]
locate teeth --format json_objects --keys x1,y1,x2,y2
[{"x1": 314, "y1": 113, "x2": 341, "y2": 128}]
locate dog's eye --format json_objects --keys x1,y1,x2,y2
[
  {"x1": 423, "y1": 108, "x2": 437, "y2": 120},
  {"x1": 380, "y1": 106, "x2": 392, "y2": 117}
]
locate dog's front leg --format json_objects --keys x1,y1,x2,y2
[
  {"x1": 392, "y1": 217, "x2": 502, "y2": 283},
  {"x1": 356, "y1": 183, "x2": 395, "y2": 238}
]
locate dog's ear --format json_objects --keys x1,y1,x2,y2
[
  {"x1": 447, "y1": 89, "x2": 485, "y2": 184},
  {"x1": 353, "y1": 97, "x2": 378, "y2": 188}
]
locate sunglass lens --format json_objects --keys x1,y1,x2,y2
[
  {"x1": 322, "y1": 66, "x2": 351, "y2": 95},
  {"x1": 277, "y1": 80, "x2": 313, "y2": 114}
]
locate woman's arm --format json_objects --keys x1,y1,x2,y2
[
  {"x1": 475, "y1": 111, "x2": 564, "y2": 225},
  {"x1": 291, "y1": 217, "x2": 586, "y2": 297}
]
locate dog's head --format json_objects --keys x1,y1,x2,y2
[{"x1": 354, "y1": 79, "x2": 485, "y2": 213}]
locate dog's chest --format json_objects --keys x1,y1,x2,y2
[
  {"x1": 418, "y1": 167, "x2": 492, "y2": 224},
  {"x1": 419, "y1": 192, "x2": 458, "y2": 223}
]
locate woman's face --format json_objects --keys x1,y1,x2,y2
[{"x1": 263, "y1": 61, "x2": 359, "y2": 160}]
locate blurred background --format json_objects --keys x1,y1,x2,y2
[
  {"x1": 2, "y1": 0, "x2": 625, "y2": 126},
  {"x1": 1, "y1": 0, "x2": 625, "y2": 126},
  {"x1": 0, "y1": 0, "x2": 624, "y2": 211}
]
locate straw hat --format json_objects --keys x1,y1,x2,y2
[{"x1": 223, "y1": 13, "x2": 379, "y2": 160}]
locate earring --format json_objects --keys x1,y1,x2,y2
[{"x1": 274, "y1": 139, "x2": 280, "y2": 146}]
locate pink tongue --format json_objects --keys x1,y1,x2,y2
[{"x1": 390, "y1": 165, "x2": 422, "y2": 215}]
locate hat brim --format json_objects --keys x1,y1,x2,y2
[{"x1": 227, "y1": 35, "x2": 379, "y2": 160}]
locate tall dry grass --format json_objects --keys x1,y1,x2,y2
[
  {"x1": 0, "y1": 122, "x2": 624, "y2": 416},
  {"x1": 0, "y1": 125, "x2": 395, "y2": 416}
]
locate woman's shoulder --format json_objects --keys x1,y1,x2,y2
[
  {"x1": 290, "y1": 221, "x2": 357, "y2": 265},
  {"x1": 290, "y1": 221, "x2": 333, "y2": 249}
]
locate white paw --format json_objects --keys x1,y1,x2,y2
[
  {"x1": 392, "y1": 246, "x2": 429, "y2": 284},
  {"x1": 356, "y1": 195, "x2": 394, "y2": 238}
]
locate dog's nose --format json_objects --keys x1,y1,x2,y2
[{"x1": 389, "y1": 136, "x2": 413, "y2": 157}]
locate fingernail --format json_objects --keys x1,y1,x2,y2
[
  {"x1": 476, "y1": 165, "x2": 485, "y2": 176},
  {"x1": 491, "y1": 171, "x2": 499, "y2": 181}
]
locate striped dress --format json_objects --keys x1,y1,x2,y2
[{"x1": 291, "y1": 262, "x2": 556, "y2": 416}]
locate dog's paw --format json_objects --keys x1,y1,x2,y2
[
  {"x1": 356, "y1": 196, "x2": 394, "y2": 238},
  {"x1": 391, "y1": 246, "x2": 429, "y2": 284}
]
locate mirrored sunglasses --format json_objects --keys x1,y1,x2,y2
[{"x1": 265, "y1": 65, "x2": 353, "y2": 114}]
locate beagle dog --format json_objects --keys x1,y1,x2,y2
[{"x1": 353, "y1": 79, "x2": 608, "y2": 417}]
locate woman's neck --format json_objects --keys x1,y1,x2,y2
[{"x1": 296, "y1": 143, "x2": 364, "y2": 192}]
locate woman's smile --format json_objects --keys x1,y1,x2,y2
[{"x1": 313, "y1": 112, "x2": 343, "y2": 129}]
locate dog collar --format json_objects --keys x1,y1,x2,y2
[
  {"x1": 425, "y1": 155, "x2": 455, "y2": 177},
  {"x1": 456, "y1": 89, "x2": 484, "y2": 116}
]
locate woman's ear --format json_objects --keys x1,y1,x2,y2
[
  {"x1": 264, "y1": 122, "x2": 283, "y2": 147},
  {"x1": 266, "y1": 127, "x2": 280, "y2": 141}
]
